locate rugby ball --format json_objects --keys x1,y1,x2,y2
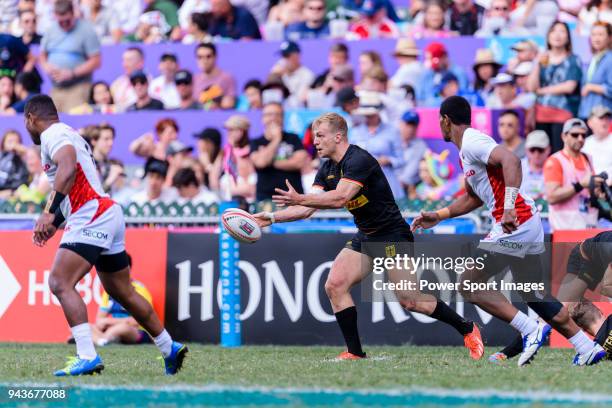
[{"x1": 221, "y1": 208, "x2": 262, "y2": 244}]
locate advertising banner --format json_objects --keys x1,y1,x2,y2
[
  {"x1": 0, "y1": 229, "x2": 167, "y2": 342},
  {"x1": 165, "y1": 233, "x2": 521, "y2": 346}
]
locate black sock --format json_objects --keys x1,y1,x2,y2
[
  {"x1": 430, "y1": 300, "x2": 474, "y2": 336},
  {"x1": 500, "y1": 332, "x2": 524, "y2": 358},
  {"x1": 335, "y1": 306, "x2": 365, "y2": 357}
]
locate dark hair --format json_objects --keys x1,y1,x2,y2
[
  {"x1": 424, "y1": 0, "x2": 447, "y2": 30},
  {"x1": 473, "y1": 64, "x2": 501, "y2": 91},
  {"x1": 88, "y1": 81, "x2": 113, "y2": 105},
  {"x1": 54, "y1": 0, "x2": 73, "y2": 14},
  {"x1": 98, "y1": 123, "x2": 116, "y2": 139},
  {"x1": 401, "y1": 84, "x2": 416, "y2": 102},
  {"x1": 199, "y1": 127, "x2": 222, "y2": 161},
  {"x1": 24, "y1": 94, "x2": 58, "y2": 120},
  {"x1": 440, "y1": 96, "x2": 471, "y2": 125},
  {"x1": 172, "y1": 167, "x2": 200, "y2": 188},
  {"x1": 243, "y1": 79, "x2": 262, "y2": 91},
  {"x1": 1, "y1": 129, "x2": 22, "y2": 152},
  {"x1": 546, "y1": 21, "x2": 572, "y2": 52},
  {"x1": 586, "y1": 0, "x2": 602, "y2": 9},
  {"x1": 570, "y1": 300, "x2": 602, "y2": 330},
  {"x1": 15, "y1": 71, "x2": 40, "y2": 94},
  {"x1": 196, "y1": 42, "x2": 217, "y2": 56},
  {"x1": 499, "y1": 110, "x2": 520, "y2": 121},
  {"x1": 191, "y1": 12, "x2": 212, "y2": 32},
  {"x1": 330, "y1": 43, "x2": 349, "y2": 55},
  {"x1": 125, "y1": 46, "x2": 144, "y2": 59}
]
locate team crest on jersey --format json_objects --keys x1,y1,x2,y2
[
  {"x1": 465, "y1": 169, "x2": 475, "y2": 178},
  {"x1": 345, "y1": 195, "x2": 369, "y2": 210},
  {"x1": 239, "y1": 220, "x2": 255, "y2": 235},
  {"x1": 385, "y1": 245, "x2": 396, "y2": 258},
  {"x1": 43, "y1": 164, "x2": 51, "y2": 172}
]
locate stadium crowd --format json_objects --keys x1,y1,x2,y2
[{"x1": 0, "y1": 0, "x2": 610, "y2": 231}]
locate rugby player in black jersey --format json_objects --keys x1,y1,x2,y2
[
  {"x1": 489, "y1": 231, "x2": 612, "y2": 362},
  {"x1": 253, "y1": 113, "x2": 484, "y2": 360},
  {"x1": 570, "y1": 300, "x2": 612, "y2": 359}
]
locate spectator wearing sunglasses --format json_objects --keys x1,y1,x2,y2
[
  {"x1": 174, "y1": 69, "x2": 203, "y2": 110},
  {"x1": 521, "y1": 130, "x2": 551, "y2": 200},
  {"x1": 475, "y1": 0, "x2": 530, "y2": 37},
  {"x1": 285, "y1": 0, "x2": 330, "y2": 41},
  {"x1": 127, "y1": 71, "x2": 165, "y2": 111},
  {"x1": 543, "y1": 118, "x2": 603, "y2": 231}
]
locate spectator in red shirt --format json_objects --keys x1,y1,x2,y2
[{"x1": 350, "y1": 0, "x2": 400, "y2": 39}]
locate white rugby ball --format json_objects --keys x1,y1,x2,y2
[{"x1": 221, "y1": 208, "x2": 262, "y2": 243}]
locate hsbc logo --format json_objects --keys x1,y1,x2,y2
[{"x1": 82, "y1": 229, "x2": 108, "y2": 240}]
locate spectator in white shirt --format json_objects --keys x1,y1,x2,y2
[
  {"x1": 131, "y1": 158, "x2": 178, "y2": 206},
  {"x1": 111, "y1": 47, "x2": 145, "y2": 111},
  {"x1": 486, "y1": 72, "x2": 536, "y2": 110},
  {"x1": 389, "y1": 38, "x2": 423, "y2": 93},
  {"x1": 270, "y1": 41, "x2": 314, "y2": 108},
  {"x1": 521, "y1": 130, "x2": 551, "y2": 199},
  {"x1": 149, "y1": 53, "x2": 180, "y2": 109},
  {"x1": 583, "y1": 105, "x2": 612, "y2": 175}
]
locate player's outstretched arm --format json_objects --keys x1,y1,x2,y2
[
  {"x1": 253, "y1": 205, "x2": 317, "y2": 228},
  {"x1": 273, "y1": 179, "x2": 361, "y2": 210},
  {"x1": 411, "y1": 184, "x2": 483, "y2": 231}
]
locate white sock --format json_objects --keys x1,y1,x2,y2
[
  {"x1": 568, "y1": 330, "x2": 593, "y2": 355},
  {"x1": 71, "y1": 323, "x2": 97, "y2": 360},
  {"x1": 153, "y1": 329, "x2": 173, "y2": 358},
  {"x1": 510, "y1": 311, "x2": 539, "y2": 336}
]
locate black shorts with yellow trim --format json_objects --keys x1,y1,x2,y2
[
  {"x1": 345, "y1": 228, "x2": 414, "y2": 259},
  {"x1": 566, "y1": 245, "x2": 605, "y2": 291}
]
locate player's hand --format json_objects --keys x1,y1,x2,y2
[
  {"x1": 252, "y1": 212, "x2": 273, "y2": 228},
  {"x1": 501, "y1": 209, "x2": 519, "y2": 234},
  {"x1": 273, "y1": 179, "x2": 303, "y2": 207},
  {"x1": 411, "y1": 211, "x2": 441, "y2": 231},
  {"x1": 33, "y1": 212, "x2": 56, "y2": 246}
]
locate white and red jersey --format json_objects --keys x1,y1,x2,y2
[
  {"x1": 460, "y1": 128, "x2": 537, "y2": 225},
  {"x1": 41, "y1": 122, "x2": 114, "y2": 221}
]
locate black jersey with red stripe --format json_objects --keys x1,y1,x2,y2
[{"x1": 313, "y1": 144, "x2": 409, "y2": 235}]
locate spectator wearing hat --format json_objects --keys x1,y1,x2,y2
[
  {"x1": 472, "y1": 49, "x2": 502, "y2": 99},
  {"x1": 498, "y1": 110, "x2": 526, "y2": 159},
  {"x1": 583, "y1": 105, "x2": 612, "y2": 175},
  {"x1": 193, "y1": 43, "x2": 237, "y2": 110},
  {"x1": 127, "y1": 71, "x2": 165, "y2": 111},
  {"x1": 578, "y1": 22, "x2": 612, "y2": 120},
  {"x1": 39, "y1": 0, "x2": 101, "y2": 112},
  {"x1": 149, "y1": 53, "x2": 180, "y2": 109},
  {"x1": 173, "y1": 167, "x2": 218, "y2": 205},
  {"x1": 486, "y1": 73, "x2": 536, "y2": 110},
  {"x1": 543, "y1": 118, "x2": 601, "y2": 231},
  {"x1": 174, "y1": 69, "x2": 203, "y2": 110},
  {"x1": 418, "y1": 42, "x2": 468, "y2": 104},
  {"x1": 111, "y1": 47, "x2": 145, "y2": 111},
  {"x1": 389, "y1": 39, "x2": 423, "y2": 93},
  {"x1": 528, "y1": 21, "x2": 583, "y2": 153},
  {"x1": 447, "y1": 0, "x2": 485, "y2": 36},
  {"x1": 130, "y1": 117, "x2": 179, "y2": 160},
  {"x1": 285, "y1": 0, "x2": 330, "y2": 41},
  {"x1": 250, "y1": 102, "x2": 307, "y2": 201},
  {"x1": 350, "y1": 0, "x2": 400, "y2": 39},
  {"x1": 475, "y1": 0, "x2": 531, "y2": 37},
  {"x1": 521, "y1": 130, "x2": 551, "y2": 200},
  {"x1": 396, "y1": 110, "x2": 427, "y2": 198},
  {"x1": 336, "y1": 86, "x2": 360, "y2": 117},
  {"x1": 221, "y1": 115, "x2": 256, "y2": 201},
  {"x1": 270, "y1": 41, "x2": 314, "y2": 108},
  {"x1": 350, "y1": 92, "x2": 405, "y2": 198},
  {"x1": 165, "y1": 140, "x2": 195, "y2": 188},
  {"x1": 194, "y1": 127, "x2": 224, "y2": 191},
  {"x1": 208, "y1": 0, "x2": 261, "y2": 40},
  {"x1": 511, "y1": 61, "x2": 535, "y2": 94},
  {"x1": 131, "y1": 158, "x2": 178, "y2": 206},
  {"x1": 507, "y1": 39, "x2": 538, "y2": 74},
  {"x1": 408, "y1": 0, "x2": 455, "y2": 39}
]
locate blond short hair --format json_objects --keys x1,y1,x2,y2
[{"x1": 312, "y1": 113, "x2": 348, "y2": 139}]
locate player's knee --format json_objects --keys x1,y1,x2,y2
[
  {"x1": 602, "y1": 284, "x2": 612, "y2": 298},
  {"x1": 324, "y1": 275, "x2": 349, "y2": 299},
  {"x1": 48, "y1": 274, "x2": 68, "y2": 297}
]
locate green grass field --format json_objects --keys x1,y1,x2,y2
[{"x1": 0, "y1": 343, "x2": 610, "y2": 407}]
